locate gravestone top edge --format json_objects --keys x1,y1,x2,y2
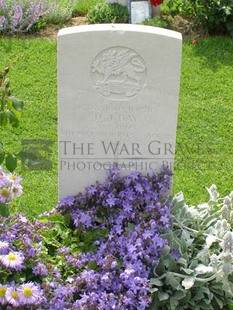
[{"x1": 57, "y1": 24, "x2": 182, "y2": 41}]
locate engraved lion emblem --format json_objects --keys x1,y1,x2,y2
[{"x1": 90, "y1": 47, "x2": 147, "y2": 100}]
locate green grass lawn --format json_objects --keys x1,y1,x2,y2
[
  {"x1": 174, "y1": 37, "x2": 233, "y2": 203},
  {"x1": 0, "y1": 36, "x2": 232, "y2": 217},
  {"x1": 0, "y1": 38, "x2": 57, "y2": 218}
]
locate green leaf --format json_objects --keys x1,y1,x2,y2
[
  {"x1": 154, "y1": 257, "x2": 166, "y2": 276},
  {"x1": 180, "y1": 238, "x2": 187, "y2": 254},
  {"x1": 168, "y1": 256, "x2": 177, "y2": 270},
  {"x1": 202, "y1": 213, "x2": 218, "y2": 227},
  {"x1": 126, "y1": 222, "x2": 135, "y2": 231},
  {"x1": 160, "y1": 245, "x2": 170, "y2": 256},
  {"x1": 174, "y1": 290, "x2": 187, "y2": 300},
  {"x1": 5, "y1": 97, "x2": 12, "y2": 109},
  {"x1": 166, "y1": 273, "x2": 181, "y2": 289},
  {"x1": 9, "y1": 96, "x2": 24, "y2": 111},
  {"x1": 170, "y1": 296, "x2": 179, "y2": 309},
  {"x1": 211, "y1": 283, "x2": 224, "y2": 296},
  {"x1": 88, "y1": 260, "x2": 97, "y2": 270},
  {"x1": 228, "y1": 303, "x2": 233, "y2": 310},
  {"x1": 194, "y1": 290, "x2": 205, "y2": 301},
  {"x1": 214, "y1": 295, "x2": 224, "y2": 308},
  {"x1": 0, "y1": 204, "x2": 10, "y2": 217},
  {"x1": 5, "y1": 153, "x2": 17, "y2": 172},
  {"x1": 199, "y1": 300, "x2": 213, "y2": 309},
  {"x1": 158, "y1": 291, "x2": 169, "y2": 301},
  {"x1": 189, "y1": 259, "x2": 198, "y2": 270},
  {"x1": 0, "y1": 112, "x2": 8, "y2": 126},
  {"x1": 64, "y1": 213, "x2": 71, "y2": 226},
  {"x1": 177, "y1": 257, "x2": 187, "y2": 265},
  {"x1": 0, "y1": 142, "x2": 5, "y2": 164},
  {"x1": 39, "y1": 213, "x2": 65, "y2": 224},
  {"x1": 226, "y1": 21, "x2": 233, "y2": 30},
  {"x1": 150, "y1": 278, "x2": 163, "y2": 286},
  {"x1": 181, "y1": 267, "x2": 194, "y2": 275},
  {"x1": 149, "y1": 287, "x2": 158, "y2": 293},
  {"x1": 7, "y1": 111, "x2": 19, "y2": 127}
]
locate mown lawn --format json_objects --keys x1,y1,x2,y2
[{"x1": 0, "y1": 35, "x2": 232, "y2": 217}]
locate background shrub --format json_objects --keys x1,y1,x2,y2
[
  {"x1": 142, "y1": 15, "x2": 173, "y2": 29},
  {"x1": 167, "y1": 0, "x2": 233, "y2": 36},
  {"x1": 45, "y1": 0, "x2": 78, "y2": 25},
  {"x1": 87, "y1": 2, "x2": 129, "y2": 24},
  {"x1": 74, "y1": 0, "x2": 103, "y2": 16}
]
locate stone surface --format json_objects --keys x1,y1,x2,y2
[
  {"x1": 58, "y1": 24, "x2": 182, "y2": 199},
  {"x1": 131, "y1": 1, "x2": 151, "y2": 24}
]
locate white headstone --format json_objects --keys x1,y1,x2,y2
[
  {"x1": 58, "y1": 24, "x2": 182, "y2": 199},
  {"x1": 131, "y1": 1, "x2": 151, "y2": 24}
]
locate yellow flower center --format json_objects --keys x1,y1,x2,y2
[
  {"x1": 1, "y1": 188, "x2": 9, "y2": 197},
  {"x1": 11, "y1": 291, "x2": 18, "y2": 299},
  {"x1": 0, "y1": 287, "x2": 6, "y2": 297},
  {"x1": 10, "y1": 175, "x2": 17, "y2": 180},
  {"x1": 23, "y1": 288, "x2": 32, "y2": 297},
  {"x1": 7, "y1": 253, "x2": 16, "y2": 260}
]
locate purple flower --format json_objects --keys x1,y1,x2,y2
[
  {"x1": 160, "y1": 214, "x2": 170, "y2": 226},
  {"x1": 33, "y1": 262, "x2": 49, "y2": 276},
  {"x1": 0, "y1": 187, "x2": 12, "y2": 204},
  {"x1": 171, "y1": 249, "x2": 181, "y2": 261},
  {"x1": 0, "y1": 240, "x2": 9, "y2": 252},
  {"x1": 18, "y1": 282, "x2": 42, "y2": 305},
  {"x1": 0, "y1": 251, "x2": 24, "y2": 270},
  {"x1": 59, "y1": 196, "x2": 75, "y2": 207},
  {"x1": 135, "y1": 182, "x2": 144, "y2": 193},
  {"x1": 0, "y1": 167, "x2": 23, "y2": 203},
  {"x1": 106, "y1": 193, "x2": 116, "y2": 206},
  {"x1": 122, "y1": 201, "x2": 132, "y2": 212},
  {"x1": 0, "y1": 1, "x2": 7, "y2": 11},
  {"x1": 0, "y1": 16, "x2": 7, "y2": 29},
  {"x1": 80, "y1": 211, "x2": 92, "y2": 227},
  {"x1": 86, "y1": 186, "x2": 97, "y2": 196},
  {"x1": 5, "y1": 286, "x2": 20, "y2": 307},
  {"x1": 0, "y1": 285, "x2": 7, "y2": 305}
]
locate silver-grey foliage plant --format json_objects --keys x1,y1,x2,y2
[
  {"x1": 45, "y1": 0, "x2": 78, "y2": 25},
  {"x1": 150, "y1": 185, "x2": 233, "y2": 310}
]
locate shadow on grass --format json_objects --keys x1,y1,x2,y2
[{"x1": 184, "y1": 36, "x2": 233, "y2": 71}]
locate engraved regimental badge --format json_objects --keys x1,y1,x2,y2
[{"x1": 91, "y1": 47, "x2": 147, "y2": 100}]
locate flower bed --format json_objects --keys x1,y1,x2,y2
[{"x1": 0, "y1": 166, "x2": 233, "y2": 309}]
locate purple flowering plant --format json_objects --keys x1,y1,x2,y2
[
  {"x1": 0, "y1": 166, "x2": 53, "y2": 308},
  {"x1": 0, "y1": 166, "x2": 23, "y2": 217},
  {"x1": 0, "y1": 165, "x2": 173, "y2": 309},
  {"x1": 0, "y1": 0, "x2": 55, "y2": 33},
  {"x1": 40, "y1": 166, "x2": 173, "y2": 309}
]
